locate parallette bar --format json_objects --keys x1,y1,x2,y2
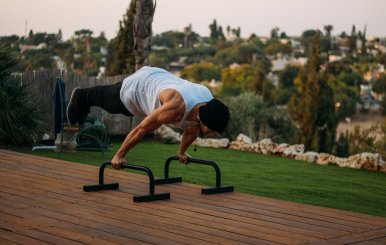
[
  {"x1": 155, "y1": 156, "x2": 234, "y2": 195},
  {"x1": 83, "y1": 161, "x2": 170, "y2": 202}
]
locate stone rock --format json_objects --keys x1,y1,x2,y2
[
  {"x1": 236, "y1": 134, "x2": 252, "y2": 144},
  {"x1": 335, "y1": 157, "x2": 352, "y2": 168},
  {"x1": 295, "y1": 151, "x2": 319, "y2": 163},
  {"x1": 229, "y1": 134, "x2": 253, "y2": 151},
  {"x1": 154, "y1": 125, "x2": 181, "y2": 143},
  {"x1": 259, "y1": 138, "x2": 277, "y2": 155},
  {"x1": 347, "y1": 153, "x2": 385, "y2": 171},
  {"x1": 251, "y1": 142, "x2": 262, "y2": 153},
  {"x1": 317, "y1": 153, "x2": 337, "y2": 165},
  {"x1": 194, "y1": 138, "x2": 229, "y2": 148},
  {"x1": 283, "y1": 144, "x2": 304, "y2": 158},
  {"x1": 272, "y1": 143, "x2": 289, "y2": 155}
]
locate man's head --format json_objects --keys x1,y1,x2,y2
[{"x1": 198, "y1": 99, "x2": 230, "y2": 134}]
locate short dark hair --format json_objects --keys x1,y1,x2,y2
[{"x1": 198, "y1": 99, "x2": 230, "y2": 133}]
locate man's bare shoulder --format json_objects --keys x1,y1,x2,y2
[
  {"x1": 158, "y1": 89, "x2": 185, "y2": 121},
  {"x1": 159, "y1": 89, "x2": 184, "y2": 106}
]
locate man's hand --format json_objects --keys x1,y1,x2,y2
[
  {"x1": 111, "y1": 155, "x2": 127, "y2": 170},
  {"x1": 178, "y1": 153, "x2": 191, "y2": 164}
]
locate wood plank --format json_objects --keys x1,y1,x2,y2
[
  {"x1": 0, "y1": 163, "x2": 370, "y2": 243},
  {"x1": 3, "y1": 150, "x2": 386, "y2": 228},
  {"x1": 0, "y1": 230, "x2": 49, "y2": 245},
  {"x1": 1, "y1": 156, "x2": 376, "y2": 236},
  {"x1": 0, "y1": 161, "x2": 376, "y2": 235},
  {"x1": 0, "y1": 183, "x2": 279, "y2": 245},
  {"x1": 310, "y1": 228, "x2": 386, "y2": 244},
  {"x1": 0, "y1": 237, "x2": 19, "y2": 245},
  {"x1": 0, "y1": 170, "x2": 322, "y2": 243},
  {"x1": 0, "y1": 160, "x2": 334, "y2": 242},
  {"x1": 354, "y1": 236, "x2": 386, "y2": 245},
  {"x1": 35, "y1": 226, "x2": 119, "y2": 245},
  {"x1": 1, "y1": 150, "x2": 386, "y2": 245},
  {"x1": 0, "y1": 208, "x2": 149, "y2": 245},
  {"x1": 0, "y1": 198, "x2": 207, "y2": 245}
]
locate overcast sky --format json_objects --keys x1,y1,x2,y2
[{"x1": 1, "y1": 0, "x2": 385, "y2": 40}]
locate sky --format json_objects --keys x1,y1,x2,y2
[{"x1": 1, "y1": 0, "x2": 385, "y2": 40}]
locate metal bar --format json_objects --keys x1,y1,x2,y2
[
  {"x1": 162, "y1": 156, "x2": 222, "y2": 187},
  {"x1": 83, "y1": 183, "x2": 119, "y2": 192},
  {"x1": 83, "y1": 161, "x2": 170, "y2": 202},
  {"x1": 98, "y1": 161, "x2": 109, "y2": 184},
  {"x1": 155, "y1": 156, "x2": 234, "y2": 194},
  {"x1": 120, "y1": 163, "x2": 155, "y2": 195}
]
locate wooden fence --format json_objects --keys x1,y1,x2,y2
[{"x1": 13, "y1": 70, "x2": 142, "y2": 139}]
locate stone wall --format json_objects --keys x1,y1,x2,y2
[
  {"x1": 229, "y1": 134, "x2": 386, "y2": 173},
  {"x1": 154, "y1": 126, "x2": 386, "y2": 173}
]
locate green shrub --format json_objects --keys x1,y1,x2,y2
[
  {"x1": 223, "y1": 92, "x2": 296, "y2": 143},
  {"x1": 0, "y1": 47, "x2": 46, "y2": 147},
  {"x1": 348, "y1": 123, "x2": 386, "y2": 160}
]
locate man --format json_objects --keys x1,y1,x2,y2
[{"x1": 67, "y1": 66, "x2": 229, "y2": 169}]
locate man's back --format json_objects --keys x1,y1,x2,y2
[{"x1": 120, "y1": 66, "x2": 213, "y2": 120}]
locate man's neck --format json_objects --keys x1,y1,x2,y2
[{"x1": 186, "y1": 104, "x2": 203, "y2": 121}]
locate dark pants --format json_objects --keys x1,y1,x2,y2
[{"x1": 83, "y1": 81, "x2": 133, "y2": 116}]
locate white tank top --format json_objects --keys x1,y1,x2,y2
[{"x1": 120, "y1": 66, "x2": 213, "y2": 129}]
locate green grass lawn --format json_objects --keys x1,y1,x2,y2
[{"x1": 19, "y1": 139, "x2": 386, "y2": 218}]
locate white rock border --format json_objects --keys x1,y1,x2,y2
[
  {"x1": 154, "y1": 127, "x2": 386, "y2": 173},
  {"x1": 229, "y1": 134, "x2": 386, "y2": 173}
]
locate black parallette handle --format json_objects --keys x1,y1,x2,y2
[{"x1": 164, "y1": 156, "x2": 222, "y2": 187}]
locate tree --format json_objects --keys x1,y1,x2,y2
[
  {"x1": 152, "y1": 31, "x2": 185, "y2": 48},
  {"x1": 270, "y1": 27, "x2": 280, "y2": 40},
  {"x1": 251, "y1": 60, "x2": 266, "y2": 94},
  {"x1": 335, "y1": 132, "x2": 350, "y2": 157},
  {"x1": 329, "y1": 77, "x2": 358, "y2": 119},
  {"x1": 133, "y1": 0, "x2": 156, "y2": 70},
  {"x1": 19, "y1": 49, "x2": 55, "y2": 71},
  {"x1": 57, "y1": 29, "x2": 63, "y2": 42},
  {"x1": 288, "y1": 31, "x2": 337, "y2": 153},
  {"x1": 106, "y1": 1, "x2": 136, "y2": 75},
  {"x1": 264, "y1": 42, "x2": 292, "y2": 56},
  {"x1": 381, "y1": 96, "x2": 386, "y2": 115},
  {"x1": 183, "y1": 24, "x2": 192, "y2": 48},
  {"x1": 373, "y1": 74, "x2": 386, "y2": 94},
  {"x1": 359, "y1": 25, "x2": 367, "y2": 55},
  {"x1": 0, "y1": 35, "x2": 20, "y2": 50},
  {"x1": 74, "y1": 29, "x2": 93, "y2": 38},
  {"x1": 107, "y1": 0, "x2": 155, "y2": 74},
  {"x1": 315, "y1": 74, "x2": 338, "y2": 153},
  {"x1": 373, "y1": 74, "x2": 386, "y2": 115},
  {"x1": 221, "y1": 64, "x2": 258, "y2": 95},
  {"x1": 209, "y1": 19, "x2": 219, "y2": 40},
  {"x1": 180, "y1": 63, "x2": 220, "y2": 82},
  {"x1": 279, "y1": 65, "x2": 300, "y2": 88},
  {"x1": 223, "y1": 92, "x2": 296, "y2": 142},
  {"x1": 323, "y1": 24, "x2": 333, "y2": 53},
  {"x1": 232, "y1": 27, "x2": 241, "y2": 38},
  {"x1": 300, "y1": 29, "x2": 317, "y2": 55},
  {"x1": 338, "y1": 71, "x2": 363, "y2": 87},
  {"x1": 348, "y1": 25, "x2": 357, "y2": 54}
]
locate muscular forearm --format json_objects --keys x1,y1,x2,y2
[
  {"x1": 115, "y1": 125, "x2": 146, "y2": 158},
  {"x1": 179, "y1": 127, "x2": 199, "y2": 155}
]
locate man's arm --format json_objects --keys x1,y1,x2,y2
[
  {"x1": 178, "y1": 125, "x2": 200, "y2": 164},
  {"x1": 111, "y1": 101, "x2": 182, "y2": 169}
]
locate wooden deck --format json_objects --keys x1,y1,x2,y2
[{"x1": 1, "y1": 150, "x2": 386, "y2": 245}]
